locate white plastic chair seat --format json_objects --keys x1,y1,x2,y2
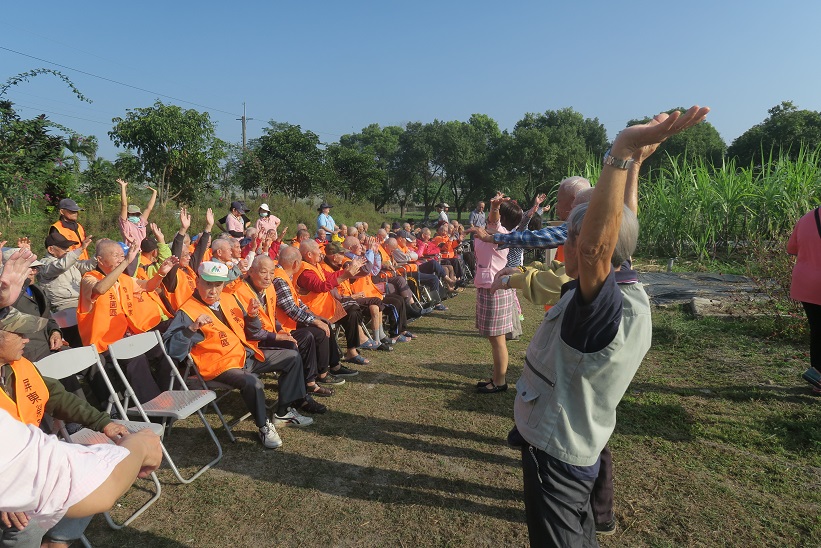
[
  {"x1": 69, "y1": 420, "x2": 164, "y2": 445},
  {"x1": 129, "y1": 390, "x2": 216, "y2": 420}
]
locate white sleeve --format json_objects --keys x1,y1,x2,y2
[{"x1": 0, "y1": 409, "x2": 130, "y2": 529}]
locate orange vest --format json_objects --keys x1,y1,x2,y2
[
  {"x1": 0, "y1": 358, "x2": 49, "y2": 426},
  {"x1": 377, "y1": 245, "x2": 392, "y2": 267},
  {"x1": 51, "y1": 221, "x2": 88, "y2": 260},
  {"x1": 296, "y1": 261, "x2": 338, "y2": 320},
  {"x1": 134, "y1": 261, "x2": 173, "y2": 318},
  {"x1": 351, "y1": 272, "x2": 383, "y2": 299},
  {"x1": 320, "y1": 262, "x2": 353, "y2": 297},
  {"x1": 165, "y1": 266, "x2": 197, "y2": 313},
  {"x1": 273, "y1": 267, "x2": 301, "y2": 333},
  {"x1": 78, "y1": 270, "x2": 160, "y2": 352},
  {"x1": 180, "y1": 298, "x2": 251, "y2": 381},
  {"x1": 432, "y1": 236, "x2": 454, "y2": 259},
  {"x1": 228, "y1": 279, "x2": 278, "y2": 334}
]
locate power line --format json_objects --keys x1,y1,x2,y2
[
  {"x1": 0, "y1": 45, "x2": 241, "y2": 117},
  {"x1": 13, "y1": 103, "x2": 110, "y2": 125}
]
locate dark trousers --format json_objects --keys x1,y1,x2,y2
[
  {"x1": 805, "y1": 302, "x2": 821, "y2": 371},
  {"x1": 382, "y1": 294, "x2": 407, "y2": 335},
  {"x1": 291, "y1": 326, "x2": 326, "y2": 383},
  {"x1": 386, "y1": 275, "x2": 410, "y2": 294},
  {"x1": 340, "y1": 302, "x2": 364, "y2": 349},
  {"x1": 441, "y1": 257, "x2": 463, "y2": 279},
  {"x1": 521, "y1": 445, "x2": 599, "y2": 548},
  {"x1": 61, "y1": 324, "x2": 83, "y2": 348},
  {"x1": 416, "y1": 271, "x2": 442, "y2": 293},
  {"x1": 90, "y1": 343, "x2": 172, "y2": 407},
  {"x1": 419, "y1": 260, "x2": 446, "y2": 279},
  {"x1": 214, "y1": 348, "x2": 304, "y2": 428},
  {"x1": 591, "y1": 445, "x2": 613, "y2": 525}
]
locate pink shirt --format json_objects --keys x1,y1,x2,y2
[
  {"x1": 255, "y1": 215, "x2": 281, "y2": 235},
  {"x1": 473, "y1": 220, "x2": 510, "y2": 288},
  {"x1": 225, "y1": 213, "x2": 246, "y2": 235},
  {"x1": 788, "y1": 208, "x2": 821, "y2": 305},
  {"x1": 118, "y1": 216, "x2": 148, "y2": 243},
  {"x1": 0, "y1": 408, "x2": 129, "y2": 529}
]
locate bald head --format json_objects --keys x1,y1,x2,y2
[
  {"x1": 250, "y1": 254, "x2": 275, "y2": 272},
  {"x1": 299, "y1": 239, "x2": 321, "y2": 264},
  {"x1": 94, "y1": 238, "x2": 120, "y2": 259},
  {"x1": 556, "y1": 176, "x2": 591, "y2": 220},
  {"x1": 342, "y1": 236, "x2": 359, "y2": 251},
  {"x1": 385, "y1": 237, "x2": 398, "y2": 251},
  {"x1": 277, "y1": 245, "x2": 302, "y2": 273}
]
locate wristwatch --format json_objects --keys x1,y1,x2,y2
[{"x1": 602, "y1": 148, "x2": 634, "y2": 170}]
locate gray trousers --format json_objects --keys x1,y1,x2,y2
[
  {"x1": 521, "y1": 445, "x2": 599, "y2": 548},
  {"x1": 214, "y1": 348, "x2": 305, "y2": 428},
  {"x1": 1, "y1": 515, "x2": 92, "y2": 547}
]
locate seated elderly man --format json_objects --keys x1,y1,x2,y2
[
  {"x1": 38, "y1": 232, "x2": 96, "y2": 349},
  {"x1": 293, "y1": 229, "x2": 312, "y2": 247},
  {"x1": 416, "y1": 227, "x2": 457, "y2": 291},
  {"x1": 339, "y1": 238, "x2": 415, "y2": 345},
  {"x1": 510, "y1": 106, "x2": 708, "y2": 546},
  {"x1": 374, "y1": 229, "x2": 425, "y2": 318},
  {"x1": 163, "y1": 207, "x2": 213, "y2": 314},
  {"x1": 164, "y1": 261, "x2": 314, "y2": 449},
  {"x1": 385, "y1": 238, "x2": 447, "y2": 311},
  {"x1": 210, "y1": 236, "x2": 245, "y2": 281},
  {"x1": 294, "y1": 241, "x2": 372, "y2": 366},
  {"x1": 78, "y1": 239, "x2": 178, "y2": 403},
  {"x1": 231, "y1": 255, "x2": 356, "y2": 400},
  {"x1": 273, "y1": 246, "x2": 368, "y2": 370}
]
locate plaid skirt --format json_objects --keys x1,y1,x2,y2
[{"x1": 475, "y1": 287, "x2": 514, "y2": 336}]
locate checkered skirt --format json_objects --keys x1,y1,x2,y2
[{"x1": 475, "y1": 287, "x2": 514, "y2": 336}]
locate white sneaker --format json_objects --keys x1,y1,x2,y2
[
  {"x1": 273, "y1": 407, "x2": 314, "y2": 428},
  {"x1": 259, "y1": 420, "x2": 283, "y2": 449}
]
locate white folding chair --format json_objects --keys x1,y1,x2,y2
[
  {"x1": 105, "y1": 331, "x2": 222, "y2": 484},
  {"x1": 34, "y1": 346, "x2": 163, "y2": 530},
  {"x1": 181, "y1": 356, "x2": 250, "y2": 443}
]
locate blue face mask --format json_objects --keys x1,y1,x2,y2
[
  {"x1": 259, "y1": 212, "x2": 269, "y2": 218},
  {"x1": 127, "y1": 216, "x2": 141, "y2": 224}
]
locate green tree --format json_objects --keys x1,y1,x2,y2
[
  {"x1": 338, "y1": 124, "x2": 404, "y2": 211},
  {"x1": 395, "y1": 122, "x2": 443, "y2": 219},
  {"x1": 498, "y1": 108, "x2": 607, "y2": 206},
  {"x1": 727, "y1": 101, "x2": 821, "y2": 166},
  {"x1": 325, "y1": 143, "x2": 382, "y2": 202},
  {"x1": 80, "y1": 157, "x2": 119, "y2": 213},
  {"x1": 65, "y1": 134, "x2": 98, "y2": 191},
  {"x1": 627, "y1": 108, "x2": 726, "y2": 175},
  {"x1": 240, "y1": 122, "x2": 325, "y2": 202},
  {"x1": 109, "y1": 101, "x2": 226, "y2": 205}
]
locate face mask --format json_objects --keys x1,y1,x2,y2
[
  {"x1": 127, "y1": 216, "x2": 141, "y2": 224},
  {"x1": 260, "y1": 212, "x2": 269, "y2": 218}
]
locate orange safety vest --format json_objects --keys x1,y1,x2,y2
[
  {"x1": 78, "y1": 270, "x2": 159, "y2": 352},
  {"x1": 273, "y1": 267, "x2": 301, "y2": 333},
  {"x1": 51, "y1": 221, "x2": 88, "y2": 260},
  {"x1": 320, "y1": 262, "x2": 353, "y2": 297},
  {"x1": 296, "y1": 261, "x2": 338, "y2": 320},
  {"x1": 228, "y1": 279, "x2": 278, "y2": 333},
  {"x1": 180, "y1": 298, "x2": 251, "y2": 381},
  {"x1": 432, "y1": 236, "x2": 454, "y2": 259},
  {"x1": 0, "y1": 358, "x2": 49, "y2": 426},
  {"x1": 165, "y1": 266, "x2": 197, "y2": 313}
]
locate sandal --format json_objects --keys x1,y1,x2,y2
[
  {"x1": 359, "y1": 339, "x2": 379, "y2": 350},
  {"x1": 475, "y1": 378, "x2": 493, "y2": 388},
  {"x1": 307, "y1": 384, "x2": 334, "y2": 397},
  {"x1": 401, "y1": 331, "x2": 418, "y2": 340},
  {"x1": 343, "y1": 354, "x2": 370, "y2": 365},
  {"x1": 477, "y1": 381, "x2": 508, "y2": 394}
]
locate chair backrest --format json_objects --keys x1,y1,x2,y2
[
  {"x1": 35, "y1": 346, "x2": 102, "y2": 380},
  {"x1": 107, "y1": 332, "x2": 161, "y2": 360}
]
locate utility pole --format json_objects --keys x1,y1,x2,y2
[{"x1": 237, "y1": 102, "x2": 254, "y2": 149}]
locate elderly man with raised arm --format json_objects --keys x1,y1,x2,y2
[{"x1": 511, "y1": 106, "x2": 709, "y2": 547}]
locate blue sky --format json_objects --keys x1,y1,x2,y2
[{"x1": 2, "y1": 1, "x2": 819, "y2": 163}]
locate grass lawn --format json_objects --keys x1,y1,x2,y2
[{"x1": 86, "y1": 287, "x2": 818, "y2": 547}]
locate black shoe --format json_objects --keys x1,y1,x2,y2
[
  {"x1": 300, "y1": 396, "x2": 327, "y2": 414},
  {"x1": 330, "y1": 365, "x2": 359, "y2": 377},
  {"x1": 596, "y1": 519, "x2": 617, "y2": 536},
  {"x1": 380, "y1": 337, "x2": 395, "y2": 346},
  {"x1": 376, "y1": 342, "x2": 393, "y2": 352}
]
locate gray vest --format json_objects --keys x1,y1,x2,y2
[{"x1": 514, "y1": 282, "x2": 652, "y2": 466}]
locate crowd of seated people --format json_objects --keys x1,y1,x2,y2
[{"x1": 0, "y1": 193, "x2": 472, "y2": 458}]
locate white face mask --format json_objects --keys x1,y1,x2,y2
[
  {"x1": 127, "y1": 216, "x2": 141, "y2": 224},
  {"x1": 260, "y1": 212, "x2": 269, "y2": 218}
]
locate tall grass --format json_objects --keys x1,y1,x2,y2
[{"x1": 612, "y1": 145, "x2": 821, "y2": 260}]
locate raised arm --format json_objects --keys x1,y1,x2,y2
[
  {"x1": 576, "y1": 106, "x2": 709, "y2": 304},
  {"x1": 117, "y1": 179, "x2": 129, "y2": 220},
  {"x1": 142, "y1": 187, "x2": 158, "y2": 222}
]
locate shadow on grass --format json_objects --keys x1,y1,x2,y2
[
  {"x1": 221, "y1": 449, "x2": 525, "y2": 524},
  {"x1": 615, "y1": 400, "x2": 694, "y2": 441},
  {"x1": 87, "y1": 523, "x2": 192, "y2": 548},
  {"x1": 310, "y1": 410, "x2": 519, "y2": 468},
  {"x1": 631, "y1": 382, "x2": 816, "y2": 405},
  {"x1": 759, "y1": 409, "x2": 821, "y2": 454}
]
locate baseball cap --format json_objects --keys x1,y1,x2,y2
[
  {"x1": 0, "y1": 307, "x2": 50, "y2": 334},
  {"x1": 198, "y1": 261, "x2": 229, "y2": 282},
  {"x1": 231, "y1": 201, "x2": 250, "y2": 213},
  {"x1": 259, "y1": 203, "x2": 271, "y2": 212},
  {"x1": 127, "y1": 205, "x2": 142, "y2": 215},
  {"x1": 140, "y1": 238, "x2": 158, "y2": 253},
  {"x1": 45, "y1": 232, "x2": 78, "y2": 249},
  {"x1": 58, "y1": 198, "x2": 82, "y2": 212}
]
